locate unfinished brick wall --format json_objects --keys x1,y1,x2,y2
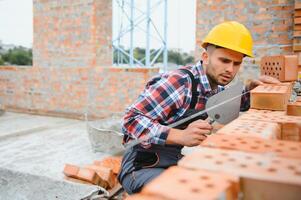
[
  {"x1": 33, "y1": 0, "x2": 112, "y2": 68},
  {"x1": 196, "y1": 0, "x2": 294, "y2": 81},
  {"x1": 0, "y1": 66, "x2": 157, "y2": 118},
  {"x1": 0, "y1": 0, "x2": 158, "y2": 119}
]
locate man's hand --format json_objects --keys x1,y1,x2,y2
[
  {"x1": 246, "y1": 75, "x2": 281, "y2": 91},
  {"x1": 166, "y1": 119, "x2": 213, "y2": 147}
]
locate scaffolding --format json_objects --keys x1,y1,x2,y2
[{"x1": 113, "y1": 0, "x2": 168, "y2": 71}]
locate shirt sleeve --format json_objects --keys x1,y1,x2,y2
[{"x1": 122, "y1": 72, "x2": 191, "y2": 146}]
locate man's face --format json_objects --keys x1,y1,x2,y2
[{"x1": 203, "y1": 47, "x2": 244, "y2": 86}]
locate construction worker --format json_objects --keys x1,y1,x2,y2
[{"x1": 118, "y1": 21, "x2": 280, "y2": 194}]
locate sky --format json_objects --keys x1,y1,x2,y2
[
  {"x1": 0, "y1": 0, "x2": 33, "y2": 47},
  {"x1": 0, "y1": 0, "x2": 195, "y2": 52}
]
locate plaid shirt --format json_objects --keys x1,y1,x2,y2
[{"x1": 122, "y1": 61, "x2": 250, "y2": 146}]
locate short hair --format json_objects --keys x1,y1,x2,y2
[
  {"x1": 205, "y1": 44, "x2": 222, "y2": 54},
  {"x1": 205, "y1": 44, "x2": 246, "y2": 57}
]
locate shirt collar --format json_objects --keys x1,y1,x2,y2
[{"x1": 195, "y1": 61, "x2": 224, "y2": 96}]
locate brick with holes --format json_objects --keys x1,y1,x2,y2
[
  {"x1": 201, "y1": 134, "x2": 301, "y2": 159},
  {"x1": 240, "y1": 109, "x2": 301, "y2": 124},
  {"x1": 216, "y1": 118, "x2": 281, "y2": 139},
  {"x1": 239, "y1": 110, "x2": 301, "y2": 141},
  {"x1": 250, "y1": 84, "x2": 292, "y2": 111},
  {"x1": 125, "y1": 194, "x2": 168, "y2": 200},
  {"x1": 141, "y1": 166, "x2": 239, "y2": 200},
  {"x1": 179, "y1": 147, "x2": 301, "y2": 200},
  {"x1": 260, "y1": 55, "x2": 298, "y2": 81}
]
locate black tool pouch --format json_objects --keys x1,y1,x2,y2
[
  {"x1": 132, "y1": 144, "x2": 183, "y2": 170},
  {"x1": 133, "y1": 150, "x2": 159, "y2": 170}
]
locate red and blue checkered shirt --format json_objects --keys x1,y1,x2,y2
[{"x1": 122, "y1": 61, "x2": 250, "y2": 146}]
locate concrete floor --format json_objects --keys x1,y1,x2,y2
[{"x1": 0, "y1": 112, "x2": 113, "y2": 200}]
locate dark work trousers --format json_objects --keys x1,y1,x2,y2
[
  {"x1": 118, "y1": 107, "x2": 208, "y2": 194},
  {"x1": 117, "y1": 144, "x2": 183, "y2": 194}
]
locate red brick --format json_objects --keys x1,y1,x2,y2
[
  {"x1": 63, "y1": 164, "x2": 101, "y2": 185},
  {"x1": 64, "y1": 176, "x2": 92, "y2": 185},
  {"x1": 76, "y1": 168, "x2": 100, "y2": 185},
  {"x1": 125, "y1": 194, "x2": 167, "y2": 200},
  {"x1": 201, "y1": 134, "x2": 301, "y2": 159},
  {"x1": 63, "y1": 164, "x2": 79, "y2": 178},
  {"x1": 94, "y1": 156, "x2": 122, "y2": 174},
  {"x1": 250, "y1": 84, "x2": 291, "y2": 110},
  {"x1": 260, "y1": 55, "x2": 298, "y2": 82},
  {"x1": 294, "y1": 31, "x2": 301, "y2": 37},
  {"x1": 293, "y1": 44, "x2": 301, "y2": 52},
  {"x1": 269, "y1": 5, "x2": 292, "y2": 11},
  {"x1": 241, "y1": 109, "x2": 301, "y2": 124},
  {"x1": 294, "y1": 24, "x2": 301, "y2": 31},
  {"x1": 281, "y1": 123, "x2": 301, "y2": 142},
  {"x1": 287, "y1": 102, "x2": 301, "y2": 116},
  {"x1": 216, "y1": 119, "x2": 281, "y2": 139},
  {"x1": 295, "y1": 10, "x2": 301, "y2": 17},
  {"x1": 179, "y1": 147, "x2": 301, "y2": 200},
  {"x1": 295, "y1": 3, "x2": 301, "y2": 9},
  {"x1": 298, "y1": 53, "x2": 301, "y2": 65},
  {"x1": 240, "y1": 109, "x2": 301, "y2": 141},
  {"x1": 295, "y1": 17, "x2": 301, "y2": 24},
  {"x1": 84, "y1": 164, "x2": 115, "y2": 189},
  {"x1": 142, "y1": 166, "x2": 239, "y2": 200}
]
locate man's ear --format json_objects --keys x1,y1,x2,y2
[{"x1": 201, "y1": 51, "x2": 209, "y2": 65}]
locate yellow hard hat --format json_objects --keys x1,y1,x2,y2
[{"x1": 202, "y1": 21, "x2": 254, "y2": 57}]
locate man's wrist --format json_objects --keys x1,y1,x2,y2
[{"x1": 166, "y1": 128, "x2": 183, "y2": 145}]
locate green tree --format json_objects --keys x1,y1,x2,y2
[
  {"x1": 168, "y1": 50, "x2": 184, "y2": 65},
  {"x1": 1, "y1": 47, "x2": 32, "y2": 65},
  {"x1": 0, "y1": 57, "x2": 4, "y2": 65},
  {"x1": 184, "y1": 55, "x2": 194, "y2": 65},
  {"x1": 113, "y1": 47, "x2": 194, "y2": 66}
]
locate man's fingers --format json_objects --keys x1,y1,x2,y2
[
  {"x1": 259, "y1": 75, "x2": 280, "y2": 84},
  {"x1": 191, "y1": 120, "x2": 213, "y2": 130},
  {"x1": 195, "y1": 134, "x2": 207, "y2": 141},
  {"x1": 192, "y1": 127, "x2": 212, "y2": 135},
  {"x1": 252, "y1": 80, "x2": 263, "y2": 86}
]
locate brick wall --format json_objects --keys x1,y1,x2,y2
[
  {"x1": 33, "y1": 0, "x2": 112, "y2": 67},
  {"x1": 0, "y1": 66, "x2": 158, "y2": 119},
  {"x1": 196, "y1": 0, "x2": 294, "y2": 81},
  {"x1": 0, "y1": 0, "x2": 159, "y2": 119}
]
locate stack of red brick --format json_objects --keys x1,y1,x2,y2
[
  {"x1": 63, "y1": 156, "x2": 122, "y2": 190},
  {"x1": 294, "y1": 3, "x2": 301, "y2": 52},
  {"x1": 126, "y1": 55, "x2": 301, "y2": 200}
]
